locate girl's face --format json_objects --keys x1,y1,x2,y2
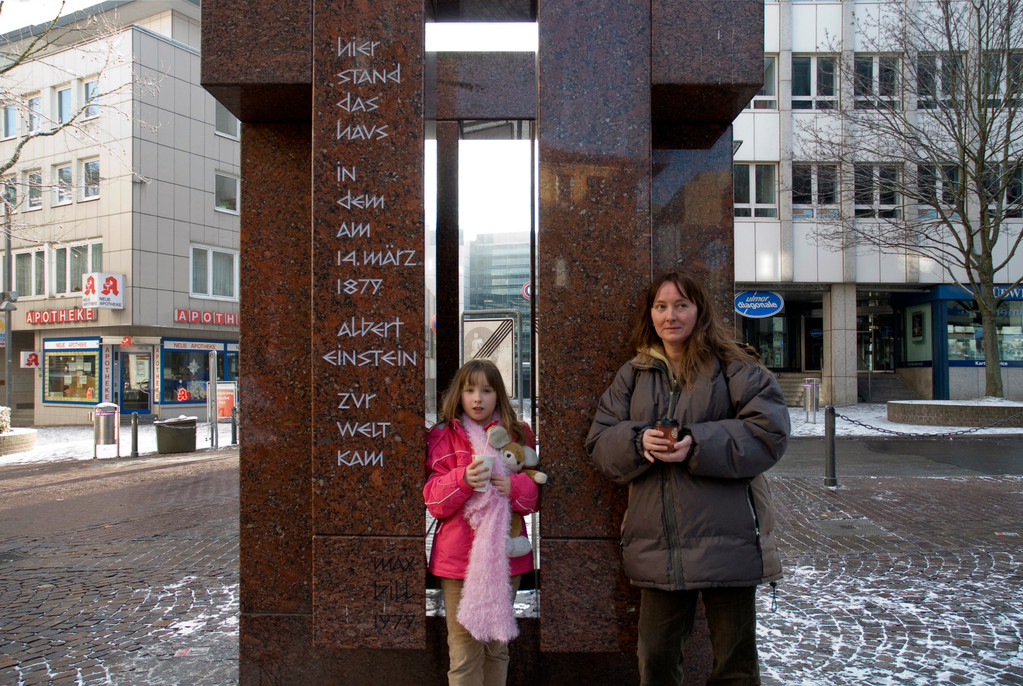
[
  {"x1": 651, "y1": 281, "x2": 698, "y2": 349},
  {"x1": 461, "y1": 372, "x2": 497, "y2": 423}
]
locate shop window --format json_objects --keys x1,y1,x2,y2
[
  {"x1": 82, "y1": 159, "x2": 100, "y2": 199},
  {"x1": 43, "y1": 348, "x2": 99, "y2": 403},
  {"x1": 162, "y1": 346, "x2": 236, "y2": 403},
  {"x1": 26, "y1": 95, "x2": 40, "y2": 133},
  {"x1": 734, "y1": 163, "x2": 778, "y2": 218},
  {"x1": 214, "y1": 172, "x2": 239, "y2": 213},
  {"x1": 54, "y1": 242, "x2": 102, "y2": 295},
  {"x1": 745, "y1": 56, "x2": 777, "y2": 110},
  {"x1": 854, "y1": 55, "x2": 899, "y2": 109},
  {"x1": 792, "y1": 55, "x2": 837, "y2": 110},
  {"x1": 947, "y1": 300, "x2": 1023, "y2": 363},
  {"x1": 191, "y1": 245, "x2": 238, "y2": 300},
  {"x1": 917, "y1": 53, "x2": 963, "y2": 109},
  {"x1": 854, "y1": 163, "x2": 901, "y2": 218},
  {"x1": 14, "y1": 248, "x2": 46, "y2": 297},
  {"x1": 215, "y1": 101, "x2": 240, "y2": 139},
  {"x1": 26, "y1": 171, "x2": 41, "y2": 210},
  {"x1": 792, "y1": 163, "x2": 838, "y2": 220},
  {"x1": 53, "y1": 164, "x2": 72, "y2": 205}
]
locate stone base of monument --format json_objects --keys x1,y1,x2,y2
[
  {"x1": 888, "y1": 400, "x2": 1023, "y2": 428},
  {"x1": 239, "y1": 611, "x2": 714, "y2": 684}
]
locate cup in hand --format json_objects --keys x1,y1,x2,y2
[
  {"x1": 650, "y1": 420, "x2": 680, "y2": 453},
  {"x1": 473, "y1": 454, "x2": 494, "y2": 492}
]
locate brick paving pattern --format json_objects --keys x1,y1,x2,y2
[
  {"x1": 0, "y1": 452, "x2": 239, "y2": 686},
  {"x1": 1, "y1": 439, "x2": 1022, "y2": 684}
]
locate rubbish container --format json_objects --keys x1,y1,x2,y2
[
  {"x1": 154, "y1": 415, "x2": 198, "y2": 454},
  {"x1": 93, "y1": 402, "x2": 120, "y2": 458}
]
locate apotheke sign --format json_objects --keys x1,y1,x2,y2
[{"x1": 81, "y1": 273, "x2": 125, "y2": 309}]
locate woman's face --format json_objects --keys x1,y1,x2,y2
[
  {"x1": 651, "y1": 281, "x2": 698, "y2": 348},
  {"x1": 461, "y1": 372, "x2": 497, "y2": 423}
]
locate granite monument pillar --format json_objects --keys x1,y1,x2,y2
[{"x1": 202, "y1": 0, "x2": 762, "y2": 681}]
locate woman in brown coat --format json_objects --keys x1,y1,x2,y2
[{"x1": 586, "y1": 272, "x2": 789, "y2": 686}]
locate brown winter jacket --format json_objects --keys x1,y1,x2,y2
[{"x1": 586, "y1": 347, "x2": 789, "y2": 591}]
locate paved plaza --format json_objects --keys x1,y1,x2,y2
[{"x1": 1, "y1": 432, "x2": 1021, "y2": 685}]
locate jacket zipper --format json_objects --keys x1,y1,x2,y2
[{"x1": 746, "y1": 483, "x2": 761, "y2": 538}]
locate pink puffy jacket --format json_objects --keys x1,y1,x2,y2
[{"x1": 424, "y1": 418, "x2": 538, "y2": 579}]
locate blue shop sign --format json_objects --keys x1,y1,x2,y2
[{"x1": 734, "y1": 291, "x2": 785, "y2": 318}]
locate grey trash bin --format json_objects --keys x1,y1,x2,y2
[
  {"x1": 94, "y1": 402, "x2": 119, "y2": 445},
  {"x1": 154, "y1": 415, "x2": 197, "y2": 454}
]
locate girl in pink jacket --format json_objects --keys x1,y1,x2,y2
[{"x1": 424, "y1": 359, "x2": 538, "y2": 686}]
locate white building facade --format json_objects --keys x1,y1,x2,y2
[
  {"x1": 733, "y1": 0, "x2": 1023, "y2": 405},
  {"x1": 0, "y1": 0, "x2": 240, "y2": 425}
]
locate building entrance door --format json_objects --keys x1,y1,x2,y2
[{"x1": 120, "y1": 352, "x2": 151, "y2": 414}]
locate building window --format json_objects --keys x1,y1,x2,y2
[
  {"x1": 792, "y1": 55, "x2": 837, "y2": 110},
  {"x1": 26, "y1": 95, "x2": 40, "y2": 132},
  {"x1": 53, "y1": 242, "x2": 102, "y2": 294},
  {"x1": 2, "y1": 104, "x2": 16, "y2": 139},
  {"x1": 792, "y1": 163, "x2": 838, "y2": 220},
  {"x1": 854, "y1": 55, "x2": 900, "y2": 109},
  {"x1": 854, "y1": 164, "x2": 901, "y2": 218},
  {"x1": 918, "y1": 53, "x2": 963, "y2": 109},
  {"x1": 55, "y1": 86, "x2": 72, "y2": 126},
  {"x1": 82, "y1": 159, "x2": 100, "y2": 199},
  {"x1": 83, "y1": 79, "x2": 99, "y2": 119},
  {"x1": 214, "y1": 172, "x2": 239, "y2": 213},
  {"x1": 918, "y1": 164, "x2": 960, "y2": 205},
  {"x1": 215, "y1": 101, "x2": 240, "y2": 139},
  {"x1": 734, "y1": 163, "x2": 778, "y2": 218},
  {"x1": 53, "y1": 164, "x2": 72, "y2": 205},
  {"x1": 746, "y1": 56, "x2": 778, "y2": 110},
  {"x1": 2, "y1": 177, "x2": 15, "y2": 211},
  {"x1": 44, "y1": 347, "x2": 100, "y2": 404},
  {"x1": 14, "y1": 248, "x2": 46, "y2": 297},
  {"x1": 191, "y1": 245, "x2": 238, "y2": 299},
  {"x1": 982, "y1": 164, "x2": 1023, "y2": 219},
  {"x1": 26, "y1": 171, "x2": 41, "y2": 210},
  {"x1": 982, "y1": 51, "x2": 1023, "y2": 106}
]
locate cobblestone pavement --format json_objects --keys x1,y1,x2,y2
[
  {"x1": 0, "y1": 449, "x2": 239, "y2": 686},
  {"x1": 2, "y1": 438, "x2": 1022, "y2": 685}
]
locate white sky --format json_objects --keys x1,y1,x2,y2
[{"x1": 0, "y1": 0, "x2": 98, "y2": 34}]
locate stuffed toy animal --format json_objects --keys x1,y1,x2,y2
[{"x1": 486, "y1": 425, "x2": 547, "y2": 557}]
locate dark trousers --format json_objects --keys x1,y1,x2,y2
[{"x1": 637, "y1": 586, "x2": 761, "y2": 686}]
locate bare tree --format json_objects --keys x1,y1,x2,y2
[
  {"x1": 800, "y1": 0, "x2": 1023, "y2": 397},
  {"x1": 0, "y1": 1, "x2": 142, "y2": 221}
]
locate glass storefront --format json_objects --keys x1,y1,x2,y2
[
  {"x1": 161, "y1": 339, "x2": 238, "y2": 403},
  {"x1": 947, "y1": 299, "x2": 1023, "y2": 364},
  {"x1": 43, "y1": 339, "x2": 100, "y2": 404}
]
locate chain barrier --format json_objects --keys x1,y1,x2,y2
[{"x1": 832, "y1": 408, "x2": 1023, "y2": 439}]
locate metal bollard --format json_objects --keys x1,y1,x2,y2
[
  {"x1": 824, "y1": 405, "x2": 837, "y2": 487},
  {"x1": 231, "y1": 405, "x2": 238, "y2": 445},
  {"x1": 131, "y1": 412, "x2": 139, "y2": 458}
]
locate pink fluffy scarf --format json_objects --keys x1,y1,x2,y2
[{"x1": 458, "y1": 415, "x2": 518, "y2": 643}]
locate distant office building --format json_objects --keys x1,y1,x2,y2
[{"x1": 465, "y1": 232, "x2": 533, "y2": 398}]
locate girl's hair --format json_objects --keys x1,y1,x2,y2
[
  {"x1": 438, "y1": 358, "x2": 528, "y2": 442},
  {"x1": 627, "y1": 272, "x2": 750, "y2": 387}
]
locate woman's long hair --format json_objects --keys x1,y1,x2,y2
[
  {"x1": 438, "y1": 358, "x2": 528, "y2": 442},
  {"x1": 627, "y1": 272, "x2": 749, "y2": 387}
]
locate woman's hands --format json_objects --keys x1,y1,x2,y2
[
  {"x1": 642, "y1": 429, "x2": 693, "y2": 464},
  {"x1": 464, "y1": 458, "x2": 512, "y2": 495}
]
